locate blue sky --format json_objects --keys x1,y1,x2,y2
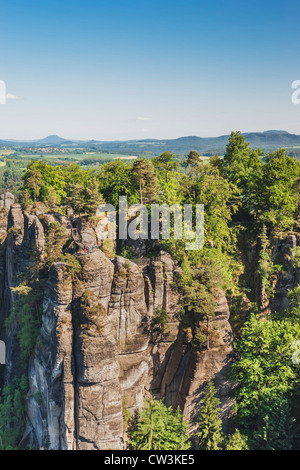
[{"x1": 0, "y1": 0, "x2": 300, "y2": 140}]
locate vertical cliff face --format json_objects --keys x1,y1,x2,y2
[
  {"x1": 240, "y1": 230, "x2": 300, "y2": 315},
  {"x1": 27, "y1": 263, "x2": 75, "y2": 449},
  {"x1": 268, "y1": 234, "x2": 300, "y2": 312},
  {"x1": 0, "y1": 205, "x2": 236, "y2": 450},
  {"x1": 2, "y1": 205, "x2": 45, "y2": 384}
]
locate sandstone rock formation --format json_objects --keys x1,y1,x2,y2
[
  {"x1": 0, "y1": 191, "x2": 14, "y2": 211},
  {"x1": 0, "y1": 206, "x2": 236, "y2": 449}
]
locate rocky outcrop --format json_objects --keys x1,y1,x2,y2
[
  {"x1": 181, "y1": 289, "x2": 234, "y2": 434},
  {"x1": 269, "y1": 234, "x2": 300, "y2": 312},
  {"x1": 27, "y1": 263, "x2": 75, "y2": 450},
  {"x1": 237, "y1": 227, "x2": 300, "y2": 315},
  {"x1": 0, "y1": 191, "x2": 14, "y2": 211},
  {"x1": 3, "y1": 205, "x2": 45, "y2": 383},
  {"x1": 0, "y1": 207, "x2": 235, "y2": 450}
]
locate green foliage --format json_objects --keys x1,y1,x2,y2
[
  {"x1": 0, "y1": 243, "x2": 44, "y2": 449},
  {"x1": 98, "y1": 160, "x2": 138, "y2": 207},
  {"x1": 19, "y1": 188, "x2": 32, "y2": 210},
  {"x1": 128, "y1": 398, "x2": 190, "y2": 450},
  {"x1": 292, "y1": 246, "x2": 300, "y2": 269},
  {"x1": 183, "y1": 280, "x2": 216, "y2": 320},
  {"x1": 80, "y1": 289, "x2": 107, "y2": 335},
  {"x1": 196, "y1": 381, "x2": 224, "y2": 450},
  {"x1": 154, "y1": 308, "x2": 169, "y2": 334},
  {"x1": 123, "y1": 401, "x2": 131, "y2": 427},
  {"x1": 184, "y1": 150, "x2": 201, "y2": 169},
  {"x1": 178, "y1": 248, "x2": 237, "y2": 350},
  {"x1": 65, "y1": 182, "x2": 85, "y2": 215},
  {"x1": 152, "y1": 152, "x2": 181, "y2": 205},
  {"x1": 181, "y1": 164, "x2": 241, "y2": 252},
  {"x1": 7, "y1": 226, "x2": 22, "y2": 236},
  {"x1": 229, "y1": 314, "x2": 300, "y2": 441},
  {"x1": 223, "y1": 131, "x2": 263, "y2": 202},
  {"x1": 0, "y1": 377, "x2": 27, "y2": 450},
  {"x1": 132, "y1": 158, "x2": 159, "y2": 204},
  {"x1": 257, "y1": 150, "x2": 300, "y2": 230},
  {"x1": 45, "y1": 221, "x2": 69, "y2": 268},
  {"x1": 101, "y1": 239, "x2": 115, "y2": 259},
  {"x1": 84, "y1": 176, "x2": 104, "y2": 216},
  {"x1": 278, "y1": 286, "x2": 300, "y2": 322},
  {"x1": 63, "y1": 253, "x2": 82, "y2": 281},
  {"x1": 0, "y1": 160, "x2": 24, "y2": 195},
  {"x1": 209, "y1": 154, "x2": 223, "y2": 172},
  {"x1": 21, "y1": 160, "x2": 105, "y2": 216},
  {"x1": 252, "y1": 398, "x2": 296, "y2": 450},
  {"x1": 9, "y1": 279, "x2": 43, "y2": 365},
  {"x1": 22, "y1": 161, "x2": 66, "y2": 204},
  {"x1": 17, "y1": 302, "x2": 40, "y2": 363},
  {"x1": 222, "y1": 133, "x2": 300, "y2": 230},
  {"x1": 120, "y1": 246, "x2": 133, "y2": 259},
  {"x1": 225, "y1": 429, "x2": 249, "y2": 450},
  {"x1": 257, "y1": 225, "x2": 274, "y2": 298}
]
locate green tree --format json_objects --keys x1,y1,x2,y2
[
  {"x1": 184, "y1": 150, "x2": 201, "y2": 169},
  {"x1": 0, "y1": 381, "x2": 26, "y2": 449},
  {"x1": 222, "y1": 131, "x2": 263, "y2": 216},
  {"x1": 152, "y1": 152, "x2": 181, "y2": 204},
  {"x1": 229, "y1": 314, "x2": 300, "y2": 438},
  {"x1": 253, "y1": 398, "x2": 296, "y2": 450},
  {"x1": 154, "y1": 308, "x2": 169, "y2": 335},
  {"x1": 23, "y1": 163, "x2": 43, "y2": 203},
  {"x1": 225, "y1": 429, "x2": 248, "y2": 450},
  {"x1": 22, "y1": 161, "x2": 67, "y2": 204},
  {"x1": 47, "y1": 187, "x2": 60, "y2": 211},
  {"x1": 257, "y1": 149, "x2": 300, "y2": 230},
  {"x1": 19, "y1": 188, "x2": 31, "y2": 210},
  {"x1": 132, "y1": 158, "x2": 159, "y2": 204},
  {"x1": 209, "y1": 153, "x2": 223, "y2": 172},
  {"x1": 129, "y1": 398, "x2": 190, "y2": 450},
  {"x1": 84, "y1": 176, "x2": 104, "y2": 216},
  {"x1": 223, "y1": 131, "x2": 263, "y2": 186},
  {"x1": 196, "y1": 381, "x2": 224, "y2": 450},
  {"x1": 45, "y1": 222, "x2": 69, "y2": 268},
  {"x1": 65, "y1": 183, "x2": 85, "y2": 216},
  {"x1": 286, "y1": 285, "x2": 300, "y2": 320},
  {"x1": 181, "y1": 164, "x2": 240, "y2": 252},
  {"x1": 99, "y1": 160, "x2": 137, "y2": 207}
]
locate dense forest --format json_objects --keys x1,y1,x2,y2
[{"x1": 0, "y1": 131, "x2": 300, "y2": 450}]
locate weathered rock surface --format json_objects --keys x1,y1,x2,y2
[
  {"x1": 0, "y1": 207, "x2": 236, "y2": 450},
  {"x1": 0, "y1": 191, "x2": 14, "y2": 210},
  {"x1": 269, "y1": 234, "x2": 300, "y2": 312}
]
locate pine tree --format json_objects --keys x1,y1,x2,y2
[
  {"x1": 253, "y1": 398, "x2": 296, "y2": 450},
  {"x1": 209, "y1": 154, "x2": 222, "y2": 172},
  {"x1": 196, "y1": 381, "x2": 224, "y2": 450},
  {"x1": 225, "y1": 429, "x2": 248, "y2": 450},
  {"x1": 45, "y1": 221, "x2": 69, "y2": 268},
  {"x1": 84, "y1": 176, "x2": 104, "y2": 216},
  {"x1": 129, "y1": 398, "x2": 190, "y2": 450},
  {"x1": 47, "y1": 187, "x2": 60, "y2": 211},
  {"x1": 19, "y1": 188, "x2": 31, "y2": 210},
  {"x1": 26, "y1": 165, "x2": 43, "y2": 204},
  {"x1": 65, "y1": 182, "x2": 85, "y2": 216},
  {"x1": 132, "y1": 158, "x2": 159, "y2": 204},
  {"x1": 184, "y1": 150, "x2": 201, "y2": 169}
]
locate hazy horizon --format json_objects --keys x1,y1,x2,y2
[{"x1": 0, "y1": 129, "x2": 298, "y2": 143}]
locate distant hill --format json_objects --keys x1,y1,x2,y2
[
  {"x1": 1, "y1": 131, "x2": 300, "y2": 154},
  {"x1": 33, "y1": 135, "x2": 71, "y2": 145}
]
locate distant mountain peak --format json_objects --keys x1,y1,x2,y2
[
  {"x1": 262, "y1": 130, "x2": 290, "y2": 135},
  {"x1": 35, "y1": 135, "x2": 69, "y2": 145}
]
